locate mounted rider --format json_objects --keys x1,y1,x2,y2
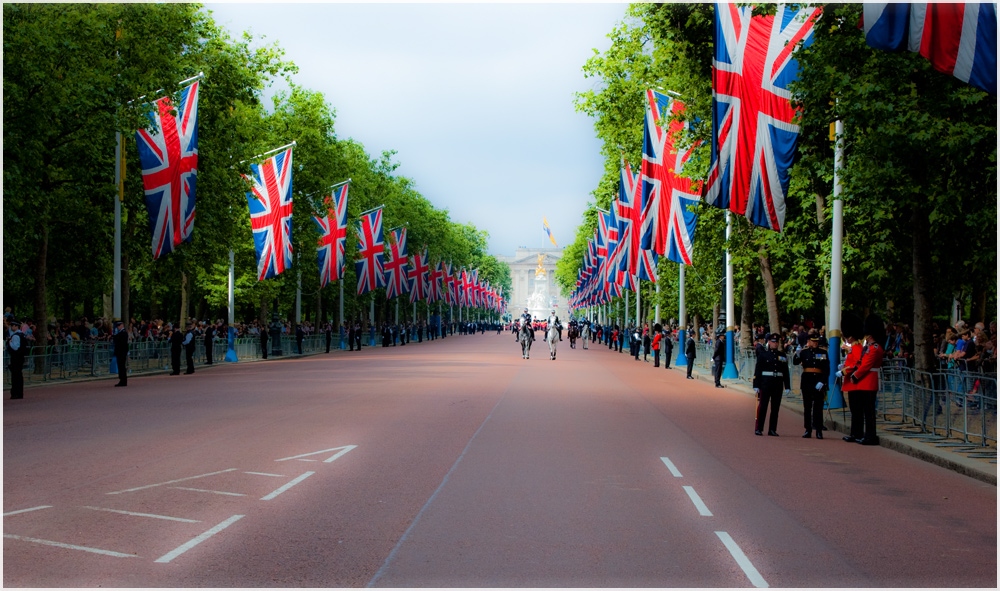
[{"x1": 547, "y1": 310, "x2": 562, "y2": 341}]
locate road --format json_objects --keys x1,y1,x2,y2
[{"x1": 4, "y1": 331, "x2": 996, "y2": 587}]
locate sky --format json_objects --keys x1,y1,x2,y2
[{"x1": 203, "y1": 3, "x2": 627, "y2": 257}]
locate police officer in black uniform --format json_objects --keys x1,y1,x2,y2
[
  {"x1": 169, "y1": 323, "x2": 183, "y2": 374},
  {"x1": 260, "y1": 323, "x2": 269, "y2": 359},
  {"x1": 183, "y1": 322, "x2": 197, "y2": 374},
  {"x1": 685, "y1": 331, "x2": 697, "y2": 379},
  {"x1": 113, "y1": 320, "x2": 129, "y2": 387},
  {"x1": 7, "y1": 322, "x2": 27, "y2": 399},
  {"x1": 712, "y1": 333, "x2": 726, "y2": 387},
  {"x1": 793, "y1": 329, "x2": 830, "y2": 438},
  {"x1": 204, "y1": 321, "x2": 215, "y2": 365},
  {"x1": 753, "y1": 333, "x2": 791, "y2": 436}
]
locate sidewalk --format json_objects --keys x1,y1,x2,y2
[{"x1": 677, "y1": 362, "x2": 997, "y2": 486}]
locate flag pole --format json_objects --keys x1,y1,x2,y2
[
  {"x1": 655, "y1": 278, "x2": 661, "y2": 325},
  {"x1": 677, "y1": 263, "x2": 688, "y2": 366},
  {"x1": 237, "y1": 141, "x2": 297, "y2": 165},
  {"x1": 339, "y1": 280, "x2": 345, "y2": 349},
  {"x1": 722, "y1": 211, "x2": 738, "y2": 379},
  {"x1": 828, "y1": 117, "x2": 846, "y2": 409},
  {"x1": 113, "y1": 130, "x2": 123, "y2": 321},
  {"x1": 357, "y1": 204, "x2": 386, "y2": 218},
  {"x1": 304, "y1": 178, "x2": 351, "y2": 200}
]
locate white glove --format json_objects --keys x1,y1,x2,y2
[
  {"x1": 754, "y1": 389, "x2": 761, "y2": 396},
  {"x1": 815, "y1": 382, "x2": 824, "y2": 391},
  {"x1": 837, "y1": 363, "x2": 845, "y2": 371},
  {"x1": 835, "y1": 370, "x2": 843, "y2": 378},
  {"x1": 784, "y1": 389, "x2": 792, "y2": 396}
]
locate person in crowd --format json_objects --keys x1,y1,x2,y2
[
  {"x1": 685, "y1": 330, "x2": 697, "y2": 379},
  {"x1": 712, "y1": 333, "x2": 725, "y2": 388},
  {"x1": 793, "y1": 329, "x2": 829, "y2": 438},
  {"x1": 753, "y1": 333, "x2": 791, "y2": 436}
]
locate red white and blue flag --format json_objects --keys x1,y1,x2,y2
[
  {"x1": 616, "y1": 159, "x2": 658, "y2": 287},
  {"x1": 442, "y1": 262, "x2": 455, "y2": 306},
  {"x1": 383, "y1": 228, "x2": 409, "y2": 299},
  {"x1": 641, "y1": 90, "x2": 701, "y2": 265},
  {"x1": 245, "y1": 147, "x2": 294, "y2": 281},
  {"x1": 355, "y1": 208, "x2": 385, "y2": 295},
  {"x1": 427, "y1": 261, "x2": 444, "y2": 303},
  {"x1": 408, "y1": 250, "x2": 429, "y2": 303},
  {"x1": 135, "y1": 80, "x2": 200, "y2": 259},
  {"x1": 863, "y1": 3, "x2": 996, "y2": 94},
  {"x1": 313, "y1": 183, "x2": 348, "y2": 288},
  {"x1": 703, "y1": 3, "x2": 821, "y2": 232}
]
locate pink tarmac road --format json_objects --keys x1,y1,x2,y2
[{"x1": 3, "y1": 332, "x2": 996, "y2": 587}]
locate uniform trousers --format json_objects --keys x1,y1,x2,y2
[
  {"x1": 171, "y1": 347, "x2": 182, "y2": 374},
  {"x1": 653, "y1": 348, "x2": 660, "y2": 367},
  {"x1": 800, "y1": 375, "x2": 826, "y2": 431},
  {"x1": 713, "y1": 358, "x2": 723, "y2": 386},
  {"x1": 9, "y1": 359, "x2": 24, "y2": 398},
  {"x1": 185, "y1": 346, "x2": 195, "y2": 374},
  {"x1": 686, "y1": 359, "x2": 694, "y2": 378},
  {"x1": 115, "y1": 354, "x2": 128, "y2": 385},
  {"x1": 847, "y1": 389, "x2": 877, "y2": 440},
  {"x1": 755, "y1": 385, "x2": 783, "y2": 433}
]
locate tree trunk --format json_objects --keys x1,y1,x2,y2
[
  {"x1": 712, "y1": 303, "x2": 720, "y2": 335},
  {"x1": 149, "y1": 267, "x2": 160, "y2": 321},
  {"x1": 911, "y1": 207, "x2": 935, "y2": 373},
  {"x1": 122, "y1": 213, "x2": 134, "y2": 323},
  {"x1": 179, "y1": 271, "x2": 189, "y2": 330},
  {"x1": 740, "y1": 271, "x2": 755, "y2": 349},
  {"x1": 970, "y1": 284, "x2": 986, "y2": 325},
  {"x1": 814, "y1": 191, "x2": 827, "y2": 227},
  {"x1": 33, "y1": 225, "x2": 49, "y2": 352},
  {"x1": 259, "y1": 294, "x2": 268, "y2": 324},
  {"x1": 759, "y1": 246, "x2": 781, "y2": 334},
  {"x1": 195, "y1": 297, "x2": 206, "y2": 323}
]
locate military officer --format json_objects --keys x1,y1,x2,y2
[
  {"x1": 685, "y1": 330, "x2": 697, "y2": 379},
  {"x1": 113, "y1": 320, "x2": 129, "y2": 387},
  {"x1": 183, "y1": 322, "x2": 197, "y2": 374},
  {"x1": 839, "y1": 314, "x2": 885, "y2": 446},
  {"x1": 203, "y1": 321, "x2": 215, "y2": 365},
  {"x1": 169, "y1": 323, "x2": 183, "y2": 374},
  {"x1": 793, "y1": 329, "x2": 830, "y2": 438},
  {"x1": 260, "y1": 322, "x2": 269, "y2": 359},
  {"x1": 753, "y1": 333, "x2": 791, "y2": 436},
  {"x1": 7, "y1": 322, "x2": 27, "y2": 399}
]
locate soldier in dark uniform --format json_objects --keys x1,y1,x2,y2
[
  {"x1": 260, "y1": 323, "x2": 269, "y2": 359},
  {"x1": 662, "y1": 328, "x2": 673, "y2": 369},
  {"x1": 183, "y1": 322, "x2": 197, "y2": 374},
  {"x1": 353, "y1": 321, "x2": 363, "y2": 350},
  {"x1": 295, "y1": 323, "x2": 305, "y2": 354},
  {"x1": 712, "y1": 333, "x2": 726, "y2": 387},
  {"x1": 168, "y1": 324, "x2": 183, "y2": 374},
  {"x1": 203, "y1": 321, "x2": 215, "y2": 365},
  {"x1": 325, "y1": 322, "x2": 333, "y2": 353},
  {"x1": 7, "y1": 322, "x2": 27, "y2": 399},
  {"x1": 113, "y1": 320, "x2": 129, "y2": 387},
  {"x1": 793, "y1": 329, "x2": 830, "y2": 438},
  {"x1": 685, "y1": 331, "x2": 697, "y2": 379},
  {"x1": 753, "y1": 333, "x2": 791, "y2": 436}
]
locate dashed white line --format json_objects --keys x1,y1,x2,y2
[
  {"x1": 660, "y1": 457, "x2": 683, "y2": 477},
  {"x1": 682, "y1": 485, "x2": 713, "y2": 516},
  {"x1": 154, "y1": 514, "x2": 244, "y2": 563},
  {"x1": 3, "y1": 505, "x2": 52, "y2": 517},
  {"x1": 716, "y1": 531, "x2": 768, "y2": 588},
  {"x1": 244, "y1": 472, "x2": 285, "y2": 477},
  {"x1": 170, "y1": 487, "x2": 246, "y2": 497},
  {"x1": 261, "y1": 471, "x2": 315, "y2": 501},
  {"x1": 80, "y1": 506, "x2": 201, "y2": 523},
  {"x1": 106, "y1": 468, "x2": 239, "y2": 495},
  {"x1": 3, "y1": 533, "x2": 137, "y2": 558}
]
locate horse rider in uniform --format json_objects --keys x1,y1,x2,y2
[
  {"x1": 753, "y1": 333, "x2": 791, "y2": 436},
  {"x1": 793, "y1": 329, "x2": 830, "y2": 438}
]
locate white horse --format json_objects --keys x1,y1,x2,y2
[
  {"x1": 519, "y1": 321, "x2": 534, "y2": 359},
  {"x1": 546, "y1": 323, "x2": 559, "y2": 360}
]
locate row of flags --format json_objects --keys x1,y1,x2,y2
[{"x1": 571, "y1": 2, "x2": 995, "y2": 311}]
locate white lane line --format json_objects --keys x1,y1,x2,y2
[
  {"x1": 244, "y1": 472, "x2": 285, "y2": 477},
  {"x1": 682, "y1": 485, "x2": 713, "y2": 516},
  {"x1": 3, "y1": 505, "x2": 53, "y2": 517},
  {"x1": 260, "y1": 471, "x2": 315, "y2": 501},
  {"x1": 107, "y1": 469, "x2": 239, "y2": 495},
  {"x1": 275, "y1": 444, "x2": 357, "y2": 463},
  {"x1": 170, "y1": 487, "x2": 246, "y2": 497},
  {"x1": 154, "y1": 514, "x2": 244, "y2": 564},
  {"x1": 660, "y1": 457, "x2": 683, "y2": 477},
  {"x1": 715, "y1": 531, "x2": 768, "y2": 588},
  {"x1": 80, "y1": 506, "x2": 201, "y2": 523},
  {"x1": 3, "y1": 533, "x2": 137, "y2": 558},
  {"x1": 296, "y1": 459, "x2": 319, "y2": 462}
]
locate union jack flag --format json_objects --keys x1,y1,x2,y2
[
  {"x1": 427, "y1": 261, "x2": 444, "y2": 303},
  {"x1": 313, "y1": 183, "x2": 348, "y2": 288},
  {"x1": 604, "y1": 206, "x2": 625, "y2": 297},
  {"x1": 408, "y1": 249, "x2": 429, "y2": 303},
  {"x1": 245, "y1": 148, "x2": 294, "y2": 281},
  {"x1": 355, "y1": 208, "x2": 385, "y2": 295},
  {"x1": 455, "y1": 269, "x2": 466, "y2": 307},
  {"x1": 641, "y1": 90, "x2": 701, "y2": 265},
  {"x1": 616, "y1": 159, "x2": 658, "y2": 288},
  {"x1": 383, "y1": 228, "x2": 409, "y2": 299},
  {"x1": 704, "y1": 3, "x2": 821, "y2": 232},
  {"x1": 442, "y1": 262, "x2": 455, "y2": 306},
  {"x1": 135, "y1": 80, "x2": 200, "y2": 259}
]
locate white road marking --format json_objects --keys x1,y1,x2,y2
[
  {"x1": 296, "y1": 459, "x2": 318, "y2": 462},
  {"x1": 106, "y1": 468, "x2": 239, "y2": 495},
  {"x1": 260, "y1": 471, "x2": 315, "y2": 501},
  {"x1": 154, "y1": 514, "x2": 244, "y2": 564},
  {"x1": 3, "y1": 533, "x2": 137, "y2": 558},
  {"x1": 3, "y1": 505, "x2": 52, "y2": 517},
  {"x1": 715, "y1": 531, "x2": 768, "y2": 588},
  {"x1": 275, "y1": 444, "x2": 357, "y2": 463},
  {"x1": 170, "y1": 487, "x2": 246, "y2": 497},
  {"x1": 660, "y1": 457, "x2": 683, "y2": 477},
  {"x1": 244, "y1": 472, "x2": 285, "y2": 477},
  {"x1": 79, "y1": 506, "x2": 201, "y2": 523},
  {"x1": 682, "y1": 485, "x2": 713, "y2": 516}
]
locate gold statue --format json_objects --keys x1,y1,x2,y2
[{"x1": 535, "y1": 254, "x2": 546, "y2": 278}]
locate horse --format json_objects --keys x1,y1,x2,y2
[
  {"x1": 518, "y1": 321, "x2": 534, "y2": 359},
  {"x1": 546, "y1": 323, "x2": 559, "y2": 360},
  {"x1": 568, "y1": 324, "x2": 578, "y2": 349}
]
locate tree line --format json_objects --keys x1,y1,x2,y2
[
  {"x1": 3, "y1": 4, "x2": 512, "y2": 347},
  {"x1": 555, "y1": 3, "x2": 996, "y2": 372}
]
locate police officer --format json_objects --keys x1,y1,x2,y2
[
  {"x1": 662, "y1": 327, "x2": 673, "y2": 369},
  {"x1": 685, "y1": 330, "x2": 697, "y2": 379},
  {"x1": 113, "y1": 320, "x2": 129, "y2": 387},
  {"x1": 7, "y1": 322, "x2": 27, "y2": 399},
  {"x1": 793, "y1": 329, "x2": 829, "y2": 438},
  {"x1": 711, "y1": 333, "x2": 725, "y2": 387},
  {"x1": 753, "y1": 333, "x2": 791, "y2": 436},
  {"x1": 296, "y1": 323, "x2": 305, "y2": 354},
  {"x1": 325, "y1": 322, "x2": 333, "y2": 353},
  {"x1": 183, "y1": 322, "x2": 197, "y2": 374},
  {"x1": 260, "y1": 322, "x2": 269, "y2": 359},
  {"x1": 169, "y1": 323, "x2": 183, "y2": 374},
  {"x1": 203, "y1": 321, "x2": 215, "y2": 365}
]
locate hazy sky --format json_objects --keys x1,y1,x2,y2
[{"x1": 203, "y1": 3, "x2": 626, "y2": 257}]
